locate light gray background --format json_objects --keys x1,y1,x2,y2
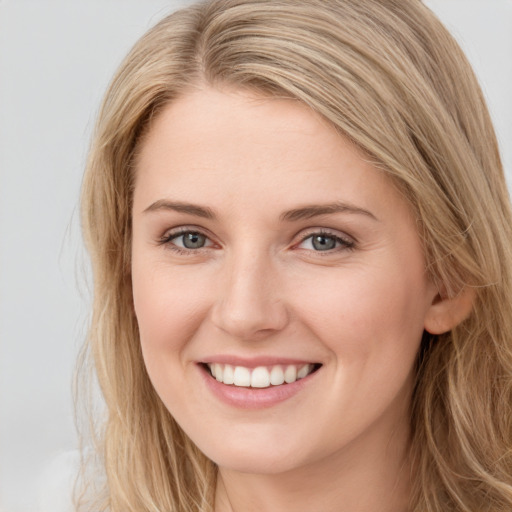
[{"x1": 0, "y1": 1, "x2": 511, "y2": 511}]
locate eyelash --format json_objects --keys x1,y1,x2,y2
[
  {"x1": 158, "y1": 228, "x2": 356, "y2": 255},
  {"x1": 295, "y1": 230, "x2": 355, "y2": 254},
  {"x1": 158, "y1": 228, "x2": 214, "y2": 255}
]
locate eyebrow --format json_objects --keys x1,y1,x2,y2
[
  {"x1": 143, "y1": 200, "x2": 216, "y2": 219},
  {"x1": 143, "y1": 199, "x2": 377, "y2": 222},
  {"x1": 280, "y1": 202, "x2": 378, "y2": 222}
]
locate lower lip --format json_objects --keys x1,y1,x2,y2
[{"x1": 199, "y1": 365, "x2": 319, "y2": 409}]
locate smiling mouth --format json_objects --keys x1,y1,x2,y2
[{"x1": 203, "y1": 363, "x2": 322, "y2": 388}]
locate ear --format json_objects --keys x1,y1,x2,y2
[{"x1": 424, "y1": 286, "x2": 475, "y2": 335}]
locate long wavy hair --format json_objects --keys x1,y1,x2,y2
[{"x1": 78, "y1": 0, "x2": 512, "y2": 510}]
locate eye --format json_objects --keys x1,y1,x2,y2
[
  {"x1": 297, "y1": 231, "x2": 354, "y2": 252},
  {"x1": 160, "y1": 229, "x2": 214, "y2": 251}
]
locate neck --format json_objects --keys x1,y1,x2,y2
[{"x1": 215, "y1": 417, "x2": 412, "y2": 512}]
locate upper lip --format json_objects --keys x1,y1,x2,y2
[{"x1": 199, "y1": 355, "x2": 321, "y2": 368}]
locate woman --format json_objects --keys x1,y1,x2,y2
[{"x1": 79, "y1": 0, "x2": 512, "y2": 510}]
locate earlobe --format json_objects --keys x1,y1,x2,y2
[{"x1": 424, "y1": 286, "x2": 476, "y2": 335}]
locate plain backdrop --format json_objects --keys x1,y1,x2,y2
[{"x1": 0, "y1": 1, "x2": 511, "y2": 511}]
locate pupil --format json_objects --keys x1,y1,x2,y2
[
  {"x1": 183, "y1": 232, "x2": 205, "y2": 249},
  {"x1": 312, "y1": 235, "x2": 336, "y2": 251}
]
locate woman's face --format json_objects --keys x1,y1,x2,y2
[{"x1": 131, "y1": 86, "x2": 439, "y2": 474}]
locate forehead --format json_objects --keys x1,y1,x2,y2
[
  {"x1": 136, "y1": 86, "x2": 340, "y2": 172},
  {"x1": 133, "y1": 86, "x2": 408, "y2": 222}
]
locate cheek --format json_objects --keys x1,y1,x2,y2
[
  {"x1": 292, "y1": 260, "x2": 430, "y2": 370},
  {"x1": 131, "y1": 261, "x2": 210, "y2": 383},
  {"x1": 288, "y1": 266, "x2": 428, "y2": 437}
]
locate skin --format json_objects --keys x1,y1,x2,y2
[{"x1": 131, "y1": 86, "x2": 446, "y2": 512}]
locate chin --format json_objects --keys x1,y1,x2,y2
[
  {"x1": 211, "y1": 451, "x2": 303, "y2": 475},
  {"x1": 193, "y1": 428, "x2": 311, "y2": 475}
]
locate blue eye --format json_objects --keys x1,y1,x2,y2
[
  {"x1": 298, "y1": 232, "x2": 354, "y2": 252},
  {"x1": 163, "y1": 230, "x2": 213, "y2": 250},
  {"x1": 311, "y1": 234, "x2": 337, "y2": 251}
]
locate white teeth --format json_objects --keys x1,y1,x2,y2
[
  {"x1": 207, "y1": 363, "x2": 316, "y2": 388},
  {"x1": 223, "y1": 364, "x2": 235, "y2": 385},
  {"x1": 233, "y1": 366, "x2": 251, "y2": 387},
  {"x1": 284, "y1": 365, "x2": 297, "y2": 383},
  {"x1": 251, "y1": 366, "x2": 270, "y2": 388},
  {"x1": 214, "y1": 363, "x2": 223, "y2": 382},
  {"x1": 270, "y1": 365, "x2": 285, "y2": 385},
  {"x1": 297, "y1": 364, "x2": 309, "y2": 379}
]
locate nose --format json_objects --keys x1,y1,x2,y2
[{"x1": 210, "y1": 250, "x2": 289, "y2": 341}]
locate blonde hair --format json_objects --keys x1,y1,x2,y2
[{"x1": 79, "y1": 0, "x2": 512, "y2": 510}]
